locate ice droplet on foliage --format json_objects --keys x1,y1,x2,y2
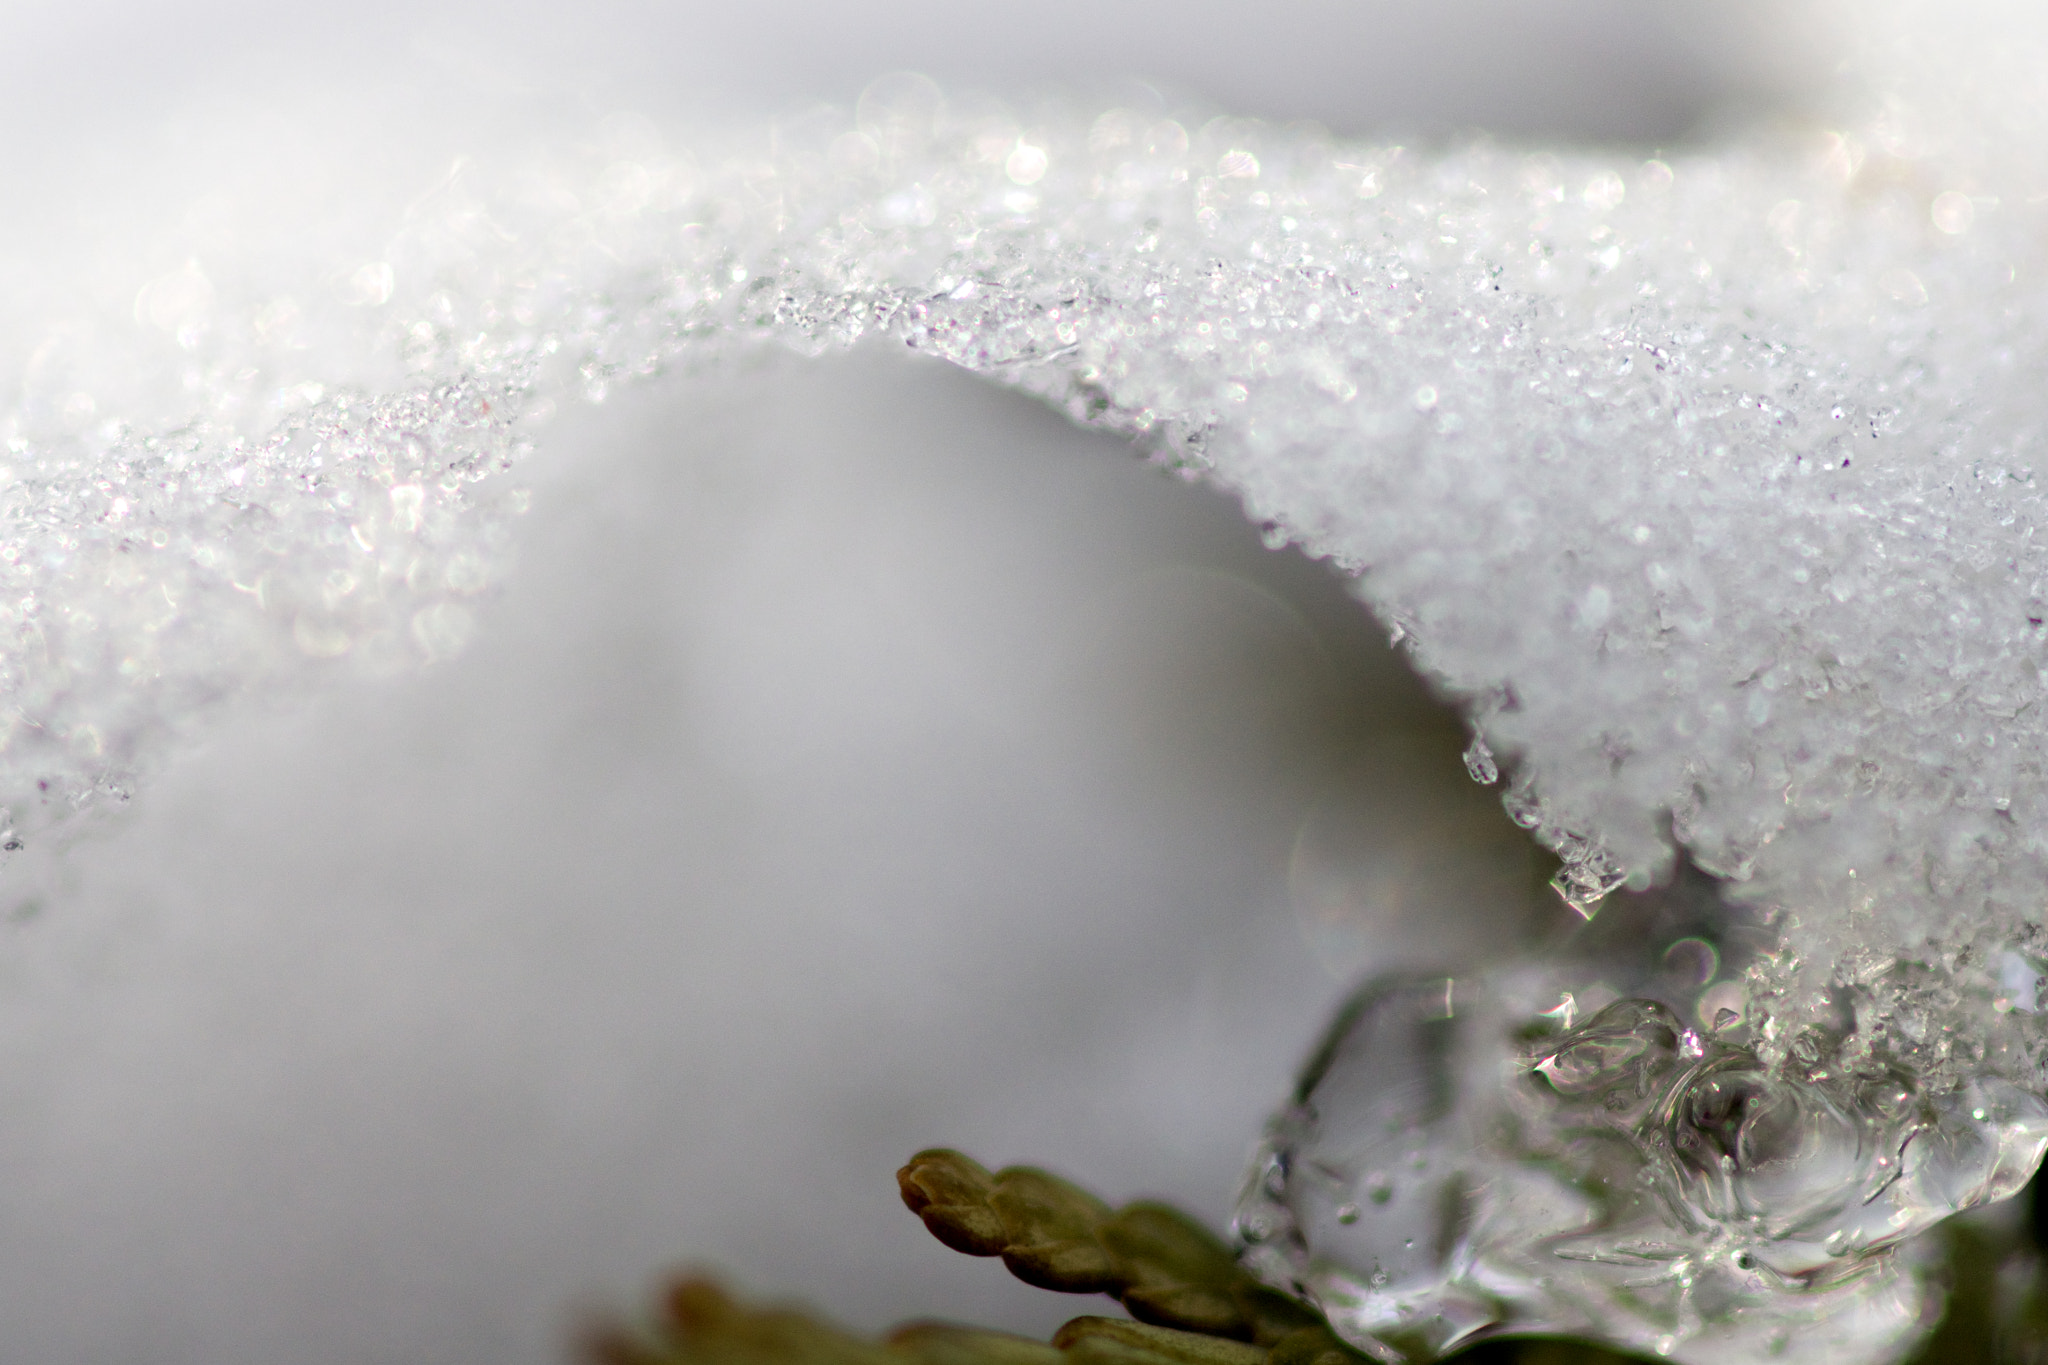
[
  {"x1": 1235, "y1": 926, "x2": 2048, "y2": 1363},
  {"x1": 6, "y1": 0, "x2": 2048, "y2": 1358}
]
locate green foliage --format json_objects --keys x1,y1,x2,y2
[
  {"x1": 584, "y1": 1151, "x2": 2048, "y2": 1365},
  {"x1": 895, "y1": 1149, "x2": 1324, "y2": 1346}
]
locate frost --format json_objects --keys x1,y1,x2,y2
[{"x1": 6, "y1": 0, "x2": 2048, "y2": 1357}]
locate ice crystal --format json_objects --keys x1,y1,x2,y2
[{"x1": 1236, "y1": 939, "x2": 2048, "y2": 1362}]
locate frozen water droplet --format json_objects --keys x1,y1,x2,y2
[
  {"x1": 1699, "y1": 980, "x2": 1749, "y2": 1032},
  {"x1": 1880, "y1": 267, "x2": 1929, "y2": 304},
  {"x1": 1462, "y1": 735, "x2": 1499, "y2": 786},
  {"x1": 342, "y1": 261, "x2": 395, "y2": 307},
  {"x1": 1999, "y1": 952, "x2": 2042, "y2": 1014},
  {"x1": 134, "y1": 259, "x2": 214, "y2": 333},
  {"x1": 1217, "y1": 149, "x2": 1260, "y2": 180},
  {"x1": 1005, "y1": 143, "x2": 1049, "y2": 186},
  {"x1": 1583, "y1": 171, "x2": 1626, "y2": 212},
  {"x1": 1931, "y1": 191, "x2": 1975, "y2": 234},
  {"x1": 1238, "y1": 910, "x2": 2048, "y2": 1364},
  {"x1": 1550, "y1": 849, "x2": 1625, "y2": 919},
  {"x1": 1663, "y1": 937, "x2": 1720, "y2": 987}
]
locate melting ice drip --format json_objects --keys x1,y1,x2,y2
[{"x1": 6, "y1": 1, "x2": 2048, "y2": 1358}]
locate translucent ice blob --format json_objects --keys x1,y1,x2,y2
[{"x1": 1236, "y1": 883, "x2": 2048, "y2": 1362}]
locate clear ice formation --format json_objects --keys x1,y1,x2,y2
[
  {"x1": 1235, "y1": 885, "x2": 2048, "y2": 1362},
  {"x1": 6, "y1": 0, "x2": 2048, "y2": 1358}
]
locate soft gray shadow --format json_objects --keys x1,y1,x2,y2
[
  {"x1": 0, "y1": 0, "x2": 1822, "y2": 160},
  {"x1": 0, "y1": 349, "x2": 1560, "y2": 1363}
]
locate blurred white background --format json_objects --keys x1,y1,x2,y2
[{"x1": 0, "y1": 3, "x2": 1820, "y2": 1362}]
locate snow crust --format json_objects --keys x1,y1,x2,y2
[{"x1": 5, "y1": 0, "x2": 2048, "y2": 1094}]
